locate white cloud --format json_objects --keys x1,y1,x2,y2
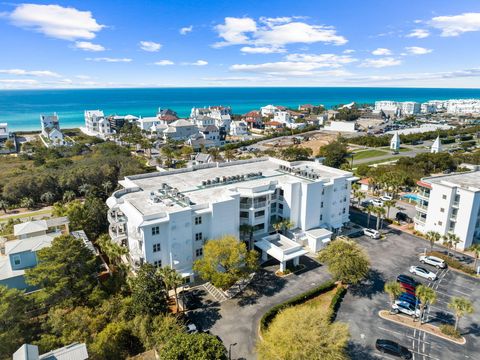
[
  {"x1": 85, "y1": 57, "x2": 132, "y2": 63},
  {"x1": 213, "y1": 16, "x2": 347, "y2": 52},
  {"x1": 74, "y1": 41, "x2": 105, "y2": 52},
  {"x1": 154, "y1": 60, "x2": 174, "y2": 66},
  {"x1": 180, "y1": 25, "x2": 193, "y2": 35},
  {"x1": 372, "y1": 48, "x2": 392, "y2": 56},
  {"x1": 405, "y1": 46, "x2": 432, "y2": 55},
  {"x1": 185, "y1": 60, "x2": 208, "y2": 66},
  {"x1": 284, "y1": 53, "x2": 356, "y2": 66},
  {"x1": 360, "y1": 57, "x2": 402, "y2": 68},
  {"x1": 139, "y1": 41, "x2": 162, "y2": 52},
  {"x1": 0, "y1": 79, "x2": 38, "y2": 85},
  {"x1": 240, "y1": 46, "x2": 285, "y2": 54},
  {"x1": 406, "y1": 29, "x2": 430, "y2": 38},
  {"x1": 348, "y1": 67, "x2": 480, "y2": 83},
  {"x1": 430, "y1": 12, "x2": 480, "y2": 37},
  {"x1": 8, "y1": 4, "x2": 104, "y2": 40},
  {"x1": 0, "y1": 69, "x2": 61, "y2": 77},
  {"x1": 343, "y1": 49, "x2": 355, "y2": 54},
  {"x1": 75, "y1": 75, "x2": 91, "y2": 80}
]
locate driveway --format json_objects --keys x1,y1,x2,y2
[
  {"x1": 337, "y1": 230, "x2": 480, "y2": 360},
  {"x1": 186, "y1": 256, "x2": 331, "y2": 360}
]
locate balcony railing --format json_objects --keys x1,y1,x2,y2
[
  {"x1": 240, "y1": 203, "x2": 252, "y2": 209},
  {"x1": 253, "y1": 201, "x2": 267, "y2": 208},
  {"x1": 414, "y1": 216, "x2": 426, "y2": 224},
  {"x1": 416, "y1": 203, "x2": 428, "y2": 211}
]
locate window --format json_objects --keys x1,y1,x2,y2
[
  {"x1": 255, "y1": 210, "x2": 265, "y2": 218},
  {"x1": 153, "y1": 243, "x2": 161, "y2": 252},
  {"x1": 194, "y1": 216, "x2": 202, "y2": 225},
  {"x1": 279, "y1": 203, "x2": 284, "y2": 210},
  {"x1": 438, "y1": 221, "x2": 443, "y2": 226},
  {"x1": 13, "y1": 255, "x2": 21, "y2": 266},
  {"x1": 343, "y1": 196, "x2": 347, "y2": 203},
  {"x1": 442, "y1": 194, "x2": 447, "y2": 200},
  {"x1": 154, "y1": 260, "x2": 162, "y2": 268},
  {"x1": 196, "y1": 248, "x2": 203, "y2": 257},
  {"x1": 252, "y1": 224, "x2": 264, "y2": 232},
  {"x1": 449, "y1": 221, "x2": 456, "y2": 231},
  {"x1": 320, "y1": 214, "x2": 323, "y2": 221},
  {"x1": 195, "y1": 232, "x2": 203, "y2": 241},
  {"x1": 321, "y1": 189, "x2": 325, "y2": 195},
  {"x1": 321, "y1": 202, "x2": 324, "y2": 208},
  {"x1": 440, "y1": 208, "x2": 445, "y2": 213},
  {"x1": 343, "y1": 208, "x2": 346, "y2": 214},
  {"x1": 152, "y1": 226, "x2": 159, "y2": 235}
]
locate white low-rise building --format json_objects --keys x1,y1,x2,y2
[
  {"x1": 84, "y1": 110, "x2": 112, "y2": 138},
  {"x1": 40, "y1": 113, "x2": 65, "y2": 146},
  {"x1": 415, "y1": 171, "x2": 480, "y2": 250},
  {"x1": 261, "y1": 104, "x2": 278, "y2": 117},
  {"x1": 106, "y1": 158, "x2": 357, "y2": 281},
  {"x1": 230, "y1": 120, "x2": 248, "y2": 136},
  {"x1": 401, "y1": 102, "x2": 421, "y2": 115},
  {"x1": 324, "y1": 121, "x2": 356, "y2": 132}
]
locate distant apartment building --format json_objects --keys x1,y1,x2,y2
[
  {"x1": 401, "y1": 102, "x2": 421, "y2": 115},
  {"x1": 108, "y1": 114, "x2": 138, "y2": 132},
  {"x1": 415, "y1": 171, "x2": 480, "y2": 250},
  {"x1": 106, "y1": 158, "x2": 357, "y2": 281},
  {"x1": 375, "y1": 101, "x2": 420, "y2": 116},
  {"x1": 84, "y1": 110, "x2": 112, "y2": 137},
  {"x1": 191, "y1": 106, "x2": 232, "y2": 131},
  {"x1": 446, "y1": 99, "x2": 480, "y2": 115},
  {"x1": 40, "y1": 113, "x2": 65, "y2": 146},
  {"x1": 260, "y1": 104, "x2": 278, "y2": 117},
  {"x1": 13, "y1": 343, "x2": 88, "y2": 360},
  {"x1": 421, "y1": 103, "x2": 437, "y2": 114}
]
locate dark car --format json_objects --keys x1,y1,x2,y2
[
  {"x1": 376, "y1": 339, "x2": 412, "y2": 359},
  {"x1": 396, "y1": 212, "x2": 412, "y2": 223},
  {"x1": 399, "y1": 293, "x2": 421, "y2": 306},
  {"x1": 397, "y1": 274, "x2": 418, "y2": 287}
]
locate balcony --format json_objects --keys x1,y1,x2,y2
[
  {"x1": 253, "y1": 201, "x2": 267, "y2": 208},
  {"x1": 415, "y1": 203, "x2": 428, "y2": 212},
  {"x1": 107, "y1": 210, "x2": 126, "y2": 224},
  {"x1": 109, "y1": 224, "x2": 127, "y2": 244},
  {"x1": 414, "y1": 216, "x2": 426, "y2": 225},
  {"x1": 417, "y1": 190, "x2": 430, "y2": 200},
  {"x1": 452, "y1": 201, "x2": 460, "y2": 208},
  {"x1": 240, "y1": 203, "x2": 252, "y2": 210}
]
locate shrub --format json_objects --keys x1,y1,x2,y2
[
  {"x1": 440, "y1": 324, "x2": 461, "y2": 339},
  {"x1": 427, "y1": 251, "x2": 477, "y2": 276},
  {"x1": 260, "y1": 280, "x2": 335, "y2": 333},
  {"x1": 328, "y1": 286, "x2": 347, "y2": 322}
]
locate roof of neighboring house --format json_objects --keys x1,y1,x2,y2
[
  {"x1": 244, "y1": 110, "x2": 261, "y2": 117},
  {"x1": 159, "y1": 114, "x2": 178, "y2": 122},
  {"x1": 170, "y1": 119, "x2": 195, "y2": 127},
  {"x1": 5, "y1": 233, "x2": 58, "y2": 255},
  {"x1": 264, "y1": 121, "x2": 282, "y2": 126},
  {"x1": 71, "y1": 230, "x2": 97, "y2": 255},
  {"x1": 358, "y1": 178, "x2": 371, "y2": 185},
  {"x1": 202, "y1": 125, "x2": 219, "y2": 132},
  {"x1": 0, "y1": 255, "x2": 25, "y2": 281},
  {"x1": 195, "y1": 153, "x2": 212, "y2": 162},
  {"x1": 14, "y1": 221, "x2": 48, "y2": 237},
  {"x1": 39, "y1": 342, "x2": 89, "y2": 360}
]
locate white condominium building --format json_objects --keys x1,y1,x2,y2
[
  {"x1": 401, "y1": 102, "x2": 421, "y2": 115},
  {"x1": 446, "y1": 99, "x2": 480, "y2": 115},
  {"x1": 106, "y1": 158, "x2": 357, "y2": 281},
  {"x1": 375, "y1": 101, "x2": 400, "y2": 115},
  {"x1": 415, "y1": 171, "x2": 480, "y2": 250},
  {"x1": 84, "y1": 110, "x2": 112, "y2": 137}
]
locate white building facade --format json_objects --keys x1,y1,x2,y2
[
  {"x1": 106, "y1": 158, "x2": 356, "y2": 281},
  {"x1": 84, "y1": 110, "x2": 112, "y2": 137},
  {"x1": 414, "y1": 171, "x2": 480, "y2": 250}
]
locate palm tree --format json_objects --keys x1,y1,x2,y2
[
  {"x1": 416, "y1": 285, "x2": 437, "y2": 324},
  {"x1": 20, "y1": 197, "x2": 35, "y2": 210},
  {"x1": 374, "y1": 206, "x2": 386, "y2": 230},
  {"x1": 383, "y1": 199, "x2": 396, "y2": 219},
  {"x1": 239, "y1": 224, "x2": 254, "y2": 250},
  {"x1": 384, "y1": 281, "x2": 402, "y2": 311},
  {"x1": 0, "y1": 199, "x2": 9, "y2": 214},
  {"x1": 443, "y1": 233, "x2": 460, "y2": 258},
  {"x1": 281, "y1": 219, "x2": 294, "y2": 235},
  {"x1": 161, "y1": 145, "x2": 175, "y2": 167},
  {"x1": 208, "y1": 147, "x2": 221, "y2": 162},
  {"x1": 40, "y1": 191, "x2": 55, "y2": 204},
  {"x1": 62, "y1": 190, "x2": 76, "y2": 203},
  {"x1": 448, "y1": 297, "x2": 474, "y2": 331},
  {"x1": 273, "y1": 221, "x2": 283, "y2": 234},
  {"x1": 102, "y1": 181, "x2": 112, "y2": 196},
  {"x1": 224, "y1": 149, "x2": 236, "y2": 162},
  {"x1": 157, "y1": 266, "x2": 184, "y2": 311},
  {"x1": 425, "y1": 231, "x2": 441, "y2": 252},
  {"x1": 96, "y1": 234, "x2": 128, "y2": 270},
  {"x1": 366, "y1": 205, "x2": 374, "y2": 228},
  {"x1": 78, "y1": 183, "x2": 92, "y2": 196},
  {"x1": 468, "y1": 244, "x2": 480, "y2": 271}
]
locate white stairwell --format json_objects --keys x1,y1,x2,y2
[{"x1": 203, "y1": 282, "x2": 228, "y2": 302}]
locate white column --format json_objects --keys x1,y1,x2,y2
[
  {"x1": 293, "y1": 257, "x2": 300, "y2": 266},
  {"x1": 262, "y1": 250, "x2": 268, "y2": 262},
  {"x1": 279, "y1": 261, "x2": 286, "y2": 272}
]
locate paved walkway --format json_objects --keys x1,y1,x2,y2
[{"x1": 187, "y1": 256, "x2": 330, "y2": 360}]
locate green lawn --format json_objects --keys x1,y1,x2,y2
[
  {"x1": 0, "y1": 208, "x2": 52, "y2": 223},
  {"x1": 356, "y1": 156, "x2": 404, "y2": 167},
  {"x1": 379, "y1": 146, "x2": 410, "y2": 152},
  {"x1": 352, "y1": 149, "x2": 388, "y2": 160}
]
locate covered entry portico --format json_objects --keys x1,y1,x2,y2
[{"x1": 255, "y1": 233, "x2": 307, "y2": 272}]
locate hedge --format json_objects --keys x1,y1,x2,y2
[
  {"x1": 260, "y1": 280, "x2": 339, "y2": 333},
  {"x1": 427, "y1": 251, "x2": 477, "y2": 276},
  {"x1": 328, "y1": 286, "x2": 347, "y2": 322}
]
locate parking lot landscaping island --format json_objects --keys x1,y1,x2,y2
[{"x1": 379, "y1": 310, "x2": 466, "y2": 345}]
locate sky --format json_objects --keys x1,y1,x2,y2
[{"x1": 1, "y1": 0, "x2": 480, "y2": 89}]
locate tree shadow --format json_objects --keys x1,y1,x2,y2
[
  {"x1": 187, "y1": 306, "x2": 222, "y2": 331},
  {"x1": 349, "y1": 269, "x2": 386, "y2": 299},
  {"x1": 428, "y1": 310, "x2": 454, "y2": 326},
  {"x1": 236, "y1": 269, "x2": 287, "y2": 307},
  {"x1": 463, "y1": 323, "x2": 480, "y2": 337},
  {"x1": 346, "y1": 342, "x2": 381, "y2": 360},
  {"x1": 183, "y1": 288, "x2": 220, "y2": 310}
]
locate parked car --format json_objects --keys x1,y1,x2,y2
[
  {"x1": 399, "y1": 293, "x2": 421, "y2": 306},
  {"x1": 400, "y1": 283, "x2": 416, "y2": 295},
  {"x1": 186, "y1": 323, "x2": 198, "y2": 334},
  {"x1": 419, "y1": 255, "x2": 446, "y2": 269},
  {"x1": 371, "y1": 199, "x2": 384, "y2": 206},
  {"x1": 409, "y1": 266, "x2": 437, "y2": 281},
  {"x1": 375, "y1": 339, "x2": 412, "y2": 359},
  {"x1": 363, "y1": 228, "x2": 381, "y2": 239},
  {"x1": 381, "y1": 195, "x2": 393, "y2": 201},
  {"x1": 360, "y1": 200, "x2": 372, "y2": 207},
  {"x1": 399, "y1": 281, "x2": 415, "y2": 292},
  {"x1": 392, "y1": 300, "x2": 421, "y2": 318},
  {"x1": 395, "y1": 212, "x2": 412, "y2": 223},
  {"x1": 396, "y1": 274, "x2": 418, "y2": 287}
]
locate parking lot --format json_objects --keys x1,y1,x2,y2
[{"x1": 337, "y1": 231, "x2": 480, "y2": 360}]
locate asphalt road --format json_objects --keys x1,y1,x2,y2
[{"x1": 337, "y1": 231, "x2": 480, "y2": 360}]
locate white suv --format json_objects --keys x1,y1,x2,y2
[
  {"x1": 371, "y1": 199, "x2": 384, "y2": 207},
  {"x1": 409, "y1": 266, "x2": 437, "y2": 281},
  {"x1": 392, "y1": 300, "x2": 421, "y2": 318},
  {"x1": 364, "y1": 228, "x2": 381, "y2": 239},
  {"x1": 419, "y1": 255, "x2": 446, "y2": 269}
]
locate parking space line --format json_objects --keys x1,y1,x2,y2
[
  {"x1": 429, "y1": 305, "x2": 455, "y2": 315},
  {"x1": 377, "y1": 327, "x2": 432, "y2": 345}
]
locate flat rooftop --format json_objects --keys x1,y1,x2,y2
[
  {"x1": 424, "y1": 171, "x2": 480, "y2": 191},
  {"x1": 115, "y1": 158, "x2": 354, "y2": 216}
]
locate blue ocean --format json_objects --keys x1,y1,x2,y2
[{"x1": 1, "y1": 87, "x2": 480, "y2": 131}]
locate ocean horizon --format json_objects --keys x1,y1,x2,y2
[{"x1": 2, "y1": 87, "x2": 480, "y2": 132}]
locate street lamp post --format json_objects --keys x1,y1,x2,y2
[{"x1": 229, "y1": 343, "x2": 237, "y2": 360}]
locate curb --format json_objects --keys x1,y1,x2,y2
[{"x1": 378, "y1": 310, "x2": 466, "y2": 345}]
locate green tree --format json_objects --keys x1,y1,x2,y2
[
  {"x1": 158, "y1": 332, "x2": 228, "y2": 360},
  {"x1": 374, "y1": 206, "x2": 386, "y2": 230},
  {"x1": 161, "y1": 145, "x2": 175, "y2": 167},
  {"x1": 366, "y1": 205, "x2": 374, "y2": 228},
  {"x1": 448, "y1": 297, "x2": 474, "y2": 331},
  {"x1": 426, "y1": 231, "x2": 441, "y2": 252},
  {"x1": 280, "y1": 146, "x2": 312, "y2": 161},
  {"x1": 130, "y1": 263, "x2": 168, "y2": 316},
  {"x1": 157, "y1": 266, "x2": 183, "y2": 311},
  {"x1": 25, "y1": 234, "x2": 98, "y2": 307},
  {"x1": 318, "y1": 138, "x2": 349, "y2": 168},
  {"x1": 62, "y1": 190, "x2": 76, "y2": 203},
  {"x1": 416, "y1": 285, "x2": 437, "y2": 324},
  {"x1": 193, "y1": 235, "x2": 259, "y2": 290},
  {"x1": 384, "y1": 281, "x2": 402, "y2": 310},
  {"x1": 0, "y1": 198, "x2": 8, "y2": 214},
  {"x1": 0, "y1": 286, "x2": 31, "y2": 356},
  {"x1": 96, "y1": 234, "x2": 128, "y2": 272},
  {"x1": 20, "y1": 197, "x2": 35, "y2": 209},
  {"x1": 257, "y1": 306, "x2": 349, "y2": 360},
  {"x1": 239, "y1": 223, "x2": 254, "y2": 250},
  {"x1": 102, "y1": 181, "x2": 113, "y2": 196},
  {"x1": 90, "y1": 321, "x2": 143, "y2": 360},
  {"x1": 383, "y1": 199, "x2": 396, "y2": 219},
  {"x1": 223, "y1": 149, "x2": 236, "y2": 162},
  {"x1": 443, "y1": 232, "x2": 460, "y2": 258},
  {"x1": 468, "y1": 244, "x2": 480, "y2": 271},
  {"x1": 318, "y1": 238, "x2": 370, "y2": 285},
  {"x1": 40, "y1": 191, "x2": 56, "y2": 204},
  {"x1": 130, "y1": 314, "x2": 183, "y2": 351},
  {"x1": 4, "y1": 139, "x2": 15, "y2": 152}
]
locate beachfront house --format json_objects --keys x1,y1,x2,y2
[
  {"x1": 230, "y1": 120, "x2": 248, "y2": 136},
  {"x1": 163, "y1": 119, "x2": 199, "y2": 141},
  {"x1": 84, "y1": 110, "x2": 112, "y2": 138}
]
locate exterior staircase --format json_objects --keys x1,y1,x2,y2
[{"x1": 203, "y1": 282, "x2": 228, "y2": 302}]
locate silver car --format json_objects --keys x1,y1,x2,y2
[
  {"x1": 419, "y1": 255, "x2": 446, "y2": 269},
  {"x1": 409, "y1": 266, "x2": 437, "y2": 281}
]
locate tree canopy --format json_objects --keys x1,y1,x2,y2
[
  {"x1": 318, "y1": 138, "x2": 349, "y2": 169},
  {"x1": 158, "y1": 332, "x2": 227, "y2": 360},
  {"x1": 193, "y1": 235, "x2": 259, "y2": 289},
  {"x1": 318, "y1": 238, "x2": 370, "y2": 285},
  {"x1": 129, "y1": 263, "x2": 168, "y2": 316}
]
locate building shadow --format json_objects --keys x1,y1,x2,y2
[
  {"x1": 236, "y1": 269, "x2": 287, "y2": 307},
  {"x1": 349, "y1": 268, "x2": 386, "y2": 299},
  {"x1": 463, "y1": 323, "x2": 480, "y2": 337}
]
